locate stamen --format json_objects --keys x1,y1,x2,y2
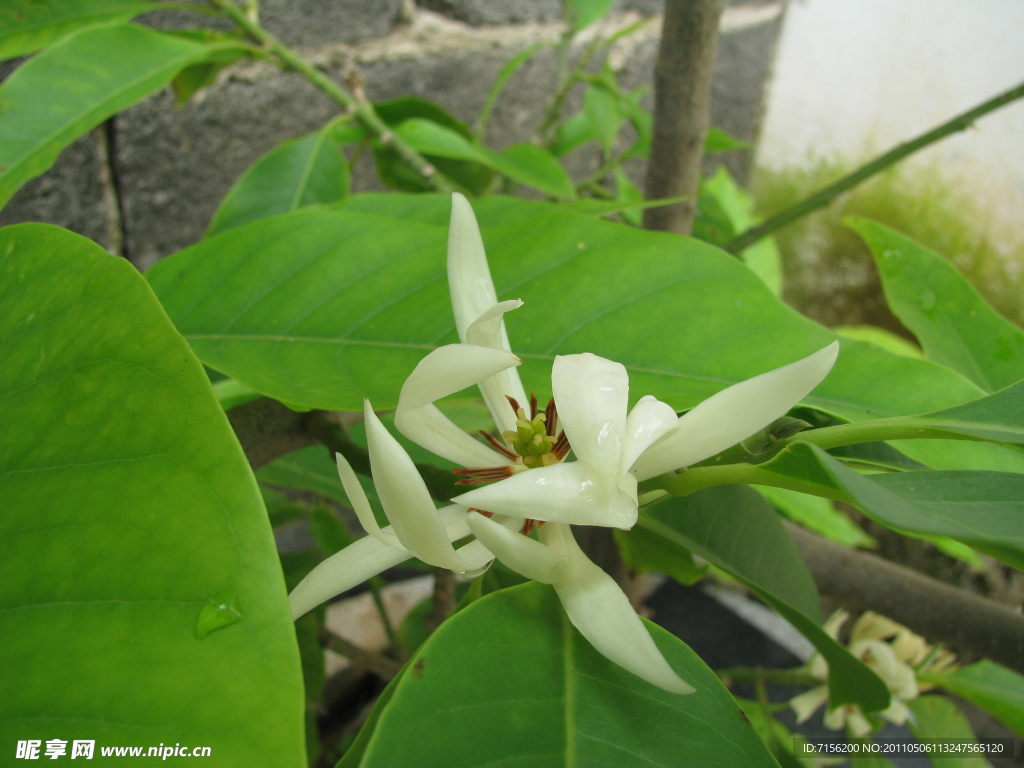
[
  {"x1": 544, "y1": 398, "x2": 558, "y2": 437},
  {"x1": 452, "y1": 466, "x2": 515, "y2": 485},
  {"x1": 529, "y1": 393, "x2": 539, "y2": 419},
  {"x1": 505, "y1": 394, "x2": 521, "y2": 415},
  {"x1": 467, "y1": 507, "x2": 494, "y2": 518},
  {"x1": 521, "y1": 518, "x2": 545, "y2": 535},
  {"x1": 479, "y1": 430, "x2": 517, "y2": 460},
  {"x1": 552, "y1": 431, "x2": 571, "y2": 460}
]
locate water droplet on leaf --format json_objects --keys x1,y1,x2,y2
[{"x1": 195, "y1": 591, "x2": 242, "y2": 639}]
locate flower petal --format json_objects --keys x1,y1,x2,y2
[
  {"x1": 621, "y1": 395, "x2": 679, "y2": 474},
  {"x1": 466, "y1": 511, "x2": 567, "y2": 583},
  {"x1": 790, "y1": 686, "x2": 828, "y2": 724},
  {"x1": 397, "y1": 343, "x2": 520, "y2": 412},
  {"x1": 466, "y1": 300, "x2": 529, "y2": 434},
  {"x1": 288, "y1": 534, "x2": 410, "y2": 620},
  {"x1": 335, "y1": 452, "x2": 398, "y2": 547},
  {"x1": 449, "y1": 192, "x2": 500, "y2": 343},
  {"x1": 395, "y1": 404, "x2": 510, "y2": 469},
  {"x1": 552, "y1": 353, "x2": 628, "y2": 484},
  {"x1": 631, "y1": 342, "x2": 840, "y2": 480},
  {"x1": 364, "y1": 401, "x2": 478, "y2": 572},
  {"x1": 540, "y1": 523, "x2": 694, "y2": 694},
  {"x1": 394, "y1": 343, "x2": 520, "y2": 467},
  {"x1": 454, "y1": 462, "x2": 638, "y2": 529}
]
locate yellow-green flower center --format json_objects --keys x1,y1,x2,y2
[{"x1": 503, "y1": 408, "x2": 559, "y2": 468}]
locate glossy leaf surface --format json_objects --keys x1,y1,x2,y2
[
  {"x1": 356, "y1": 582, "x2": 781, "y2": 768},
  {"x1": 639, "y1": 488, "x2": 889, "y2": 712},
  {"x1": 0, "y1": 0, "x2": 153, "y2": 59},
  {"x1": 0, "y1": 225, "x2": 305, "y2": 762},
  {"x1": 207, "y1": 124, "x2": 350, "y2": 236},
  {"x1": 0, "y1": 23, "x2": 239, "y2": 207},
  {"x1": 926, "y1": 661, "x2": 1024, "y2": 737},
  {"x1": 851, "y1": 218, "x2": 1024, "y2": 392}
]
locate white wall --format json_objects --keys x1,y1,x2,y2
[{"x1": 756, "y1": 0, "x2": 1024, "y2": 243}]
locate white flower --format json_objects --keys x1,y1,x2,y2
[
  {"x1": 289, "y1": 192, "x2": 839, "y2": 696},
  {"x1": 791, "y1": 611, "x2": 925, "y2": 737}
]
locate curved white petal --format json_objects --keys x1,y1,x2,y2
[
  {"x1": 364, "y1": 401, "x2": 477, "y2": 572},
  {"x1": 466, "y1": 511, "x2": 566, "y2": 584},
  {"x1": 450, "y1": 538, "x2": 495, "y2": 577},
  {"x1": 395, "y1": 403, "x2": 509, "y2": 469},
  {"x1": 335, "y1": 452, "x2": 398, "y2": 546},
  {"x1": 288, "y1": 534, "x2": 410, "y2": 620},
  {"x1": 552, "y1": 354, "x2": 628, "y2": 485},
  {"x1": 394, "y1": 343, "x2": 520, "y2": 467},
  {"x1": 449, "y1": 192, "x2": 499, "y2": 342},
  {"x1": 397, "y1": 343, "x2": 520, "y2": 412},
  {"x1": 791, "y1": 686, "x2": 828, "y2": 724},
  {"x1": 632, "y1": 342, "x2": 840, "y2": 480},
  {"x1": 539, "y1": 523, "x2": 694, "y2": 694},
  {"x1": 454, "y1": 462, "x2": 638, "y2": 529},
  {"x1": 621, "y1": 395, "x2": 679, "y2": 474},
  {"x1": 466, "y1": 300, "x2": 530, "y2": 435}
]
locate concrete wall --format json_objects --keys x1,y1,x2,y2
[
  {"x1": 0, "y1": 0, "x2": 785, "y2": 269},
  {"x1": 757, "y1": 0, "x2": 1024, "y2": 254}
]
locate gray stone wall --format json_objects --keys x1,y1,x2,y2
[{"x1": 0, "y1": 0, "x2": 785, "y2": 269}]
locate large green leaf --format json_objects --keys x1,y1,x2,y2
[
  {"x1": 812, "y1": 379, "x2": 1024, "y2": 448},
  {"x1": 850, "y1": 218, "x2": 1024, "y2": 392},
  {"x1": 907, "y1": 696, "x2": 987, "y2": 768},
  {"x1": 925, "y1": 661, "x2": 1024, "y2": 737},
  {"x1": 355, "y1": 582, "x2": 781, "y2": 768},
  {"x1": 207, "y1": 124, "x2": 350, "y2": 236},
  {"x1": 0, "y1": 0, "x2": 154, "y2": 60},
  {"x1": 0, "y1": 23, "x2": 242, "y2": 208},
  {"x1": 0, "y1": 226, "x2": 305, "y2": 761},
  {"x1": 640, "y1": 488, "x2": 889, "y2": 712},
  {"x1": 148, "y1": 198, "x2": 989, "y2": 420},
  {"x1": 809, "y1": 445, "x2": 1024, "y2": 570}
]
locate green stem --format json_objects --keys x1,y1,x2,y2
[
  {"x1": 724, "y1": 79, "x2": 1024, "y2": 254},
  {"x1": 653, "y1": 462, "x2": 845, "y2": 502},
  {"x1": 720, "y1": 665, "x2": 818, "y2": 688},
  {"x1": 794, "y1": 421, "x2": 966, "y2": 451},
  {"x1": 208, "y1": 0, "x2": 453, "y2": 193}
]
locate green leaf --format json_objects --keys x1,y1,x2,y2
[
  {"x1": 583, "y1": 80, "x2": 622, "y2": 156},
  {"x1": 802, "y1": 444, "x2": 1024, "y2": 571},
  {"x1": 207, "y1": 125, "x2": 350, "y2": 236},
  {"x1": 640, "y1": 488, "x2": 889, "y2": 713},
  {"x1": 565, "y1": 0, "x2": 614, "y2": 31},
  {"x1": 696, "y1": 166, "x2": 782, "y2": 294},
  {"x1": 0, "y1": 224, "x2": 305, "y2": 762},
  {"x1": 391, "y1": 118, "x2": 487, "y2": 162},
  {"x1": 483, "y1": 142, "x2": 577, "y2": 199},
  {"x1": 258, "y1": 446, "x2": 348, "y2": 505},
  {"x1": 834, "y1": 325, "x2": 923, "y2": 358},
  {"x1": 357, "y1": 582, "x2": 781, "y2": 768},
  {"x1": 0, "y1": 0, "x2": 154, "y2": 60},
  {"x1": 552, "y1": 111, "x2": 599, "y2": 157},
  {"x1": 615, "y1": 526, "x2": 709, "y2": 585},
  {"x1": 850, "y1": 218, "x2": 1024, "y2": 392},
  {"x1": 906, "y1": 695, "x2": 987, "y2": 768},
  {"x1": 757, "y1": 486, "x2": 875, "y2": 548},
  {"x1": 873, "y1": 379, "x2": 1024, "y2": 446},
  {"x1": 704, "y1": 127, "x2": 750, "y2": 154},
  {"x1": 0, "y1": 23, "x2": 241, "y2": 208},
  {"x1": 925, "y1": 661, "x2": 1024, "y2": 737},
  {"x1": 148, "y1": 195, "x2": 1017, "y2": 479}
]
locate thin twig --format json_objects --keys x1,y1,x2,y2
[
  {"x1": 642, "y1": 0, "x2": 726, "y2": 234},
  {"x1": 425, "y1": 568, "x2": 457, "y2": 633},
  {"x1": 787, "y1": 523, "x2": 1024, "y2": 675},
  {"x1": 207, "y1": 0, "x2": 453, "y2": 193},
  {"x1": 724, "y1": 80, "x2": 1024, "y2": 253},
  {"x1": 319, "y1": 627, "x2": 403, "y2": 680}
]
